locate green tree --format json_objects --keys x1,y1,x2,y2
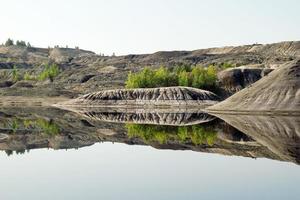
[
  {"x1": 178, "y1": 70, "x2": 189, "y2": 86},
  {"x1": 140, "y1": 67, "x2": 155, "y2": 88},
  {"x1": 154, "y1": 67, "x2": 169, "y2": 86},
  {"x1": 191, "y1": 67, "x2": 205, "y2": 88},
  {"x1": 5, "y1": 150, "x2": 13, "y2": 156},
  {"x1": 5, "y1": 38, "x2": 14, "y2": 46},
  {"x1": 174, "y1": 64, "x2": 192, "y2": 74},
  {"x1": 16, "y1": 40, "x2": 27, "y2": 47},
  {"x1": 206, "y1": 65, "x2": 217, "y2": 85},
  {"x1": 126, "y1": 67, "x2": 156, "y2": 88},
  {"x1": 125, "y1": 72, "x2": 139, "y2": 88}
]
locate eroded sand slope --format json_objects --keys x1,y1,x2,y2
[{"x1": 208, "y1": 59, "x2": 300, "y2": 112}]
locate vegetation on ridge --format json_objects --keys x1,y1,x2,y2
[
  {"x1": 37, "y1": 64, "x2": 60, "y2": 82},
  {"x1": 4, "y1": 117, "x2": 60, "y2": 135},
  {"x1": 4, "y1": 38, "x2": 31, "y2": 47},
  {"x1": 125, "y1": 65, "x2": 218, "y2": 91},
  {"x1": 9, "y1": 64, "x2": 60, "y2": 82}
]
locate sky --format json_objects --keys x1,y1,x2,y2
[{"x1": 0, "y1": 0, "x2": 299, "y2": 55}]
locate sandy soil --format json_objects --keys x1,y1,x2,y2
[{"x1": 0, "y1": 96, "x2": 70, "y2": 107}]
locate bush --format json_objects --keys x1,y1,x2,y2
[
  {"x1": 220, "y1": 62, "x2": 234, "y2": 69},
  {"x1": 38, "y1": 64, "x2": 60, "y2": 82},
  {"x1": 36, "y1": 119, "x2": 60, "y2": 135},
  {"x1": 125, "y1": 65, "x2": 218, "y2": 90},
  {"x1": 11, "y1": 65, "x2": 20, "y2": 82},
  {"x1": 24, "y1": 72, "x2": 36, "y2": 81}
]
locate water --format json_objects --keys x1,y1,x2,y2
[{"x1": 0, "y1": 106, "x2": 299, "y2": 200}]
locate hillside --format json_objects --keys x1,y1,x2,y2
[
  {"x1": 208, "y1": 59, "x2": 300, "y2": 113},
  {"x1": 56, "y1": 87, "x2": 220, "y2": 107},
  {"x1": 0, "y1": 41, "x2": 299, "y2": 98}
]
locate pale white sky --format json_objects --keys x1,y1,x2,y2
[{"x1": 0, "y1": 0, "x2": 299, "y2": 55}]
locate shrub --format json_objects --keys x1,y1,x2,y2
[
  {"x1": 10, "y1": 119, "x2": 19, "y2": 133},
  {"x1": 36, "y1": 119, "x2": 60, "y2": 135},
  {"x1": 11, "y1": 65, "x2": 19, "y2": 82},
  {"x1": 38, "y1": 64, "x2": 60, "y2": 82},
  {"x1": 24, "y1": 72, "x2": 36, "y2": 81},
  {"x1": 220, "y1": 62, "x2": 234, "y2": 69}
]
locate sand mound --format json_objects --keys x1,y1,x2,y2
[
  {"x1": 56, "y1": 86, "x2": 220, "y2": 107},
  {"x1": 218, "y1": 66, "x2": 273, "y2": 95},
  {"x1": 208, "y1": 59, "x2": 300, "y2": 112}
]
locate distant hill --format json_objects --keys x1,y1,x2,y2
[{"x1": 0, "y1": 41, "x2": 299, "y2": 98}]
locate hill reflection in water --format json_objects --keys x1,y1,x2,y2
[{"x1": 0, "y1": 106, "x2": 299, "y2": 165}]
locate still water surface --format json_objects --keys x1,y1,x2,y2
[{"x1": 0, "y1": 106, "x2": 299, "y2": 200}]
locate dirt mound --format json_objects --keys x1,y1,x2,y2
[
  {"x1": 213, "y1": 114, "x2": 300, "y2": 164},
  {"x1": 49, "y1": 47, "x2": 95, "y2": 63},
  {"x1": 208, "y1": 60, "x2": 300, "y2": 112},
  {"x1": 56, "y1": 87, "x2": 220, "y2": 107},
  {"x1": 218, "y1": 66, "x2": 273, "y2": 95}
]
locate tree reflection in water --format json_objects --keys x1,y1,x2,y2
[{"x1": 126, "y1": 123, "x2": 217, "y2": 145}]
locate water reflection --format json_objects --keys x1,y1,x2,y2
[
  {"x1": 62, "y1": 107, "x2": 216, "y2": 125},
  {"x1": 213, "y1": 114, "x2": 300, "y2": 165},
  {"x1": 0, "y1": 106, "x2": 299, "y2": 165}
]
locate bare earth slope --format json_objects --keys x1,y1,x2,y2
[
  {"x1": 56, "y1": 86, "x2": 220, "y2": 107},
  {"x1": 0, "y1": 41, "x2": 299, "y2": 98},
  {"x1": 208, "y1": 59, "x2": 300, "y2": 113},
  {"x1": 212, "y1": 114, "x2": 300, "y2": 164},
  {"x1": 1, "y1": 106, "x2": 296, "y2": 164}
]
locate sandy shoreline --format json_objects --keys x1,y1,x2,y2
[{"x1": 0, "y1": 96, "x2": 70, "y2": 107}]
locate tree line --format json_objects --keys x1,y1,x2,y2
[
  {"x1": 4, "y1": 38, "x2": 31, "y2": 47},
  {"x1": 125, "y1": 64, "x2": 219, "y2": 91}
]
